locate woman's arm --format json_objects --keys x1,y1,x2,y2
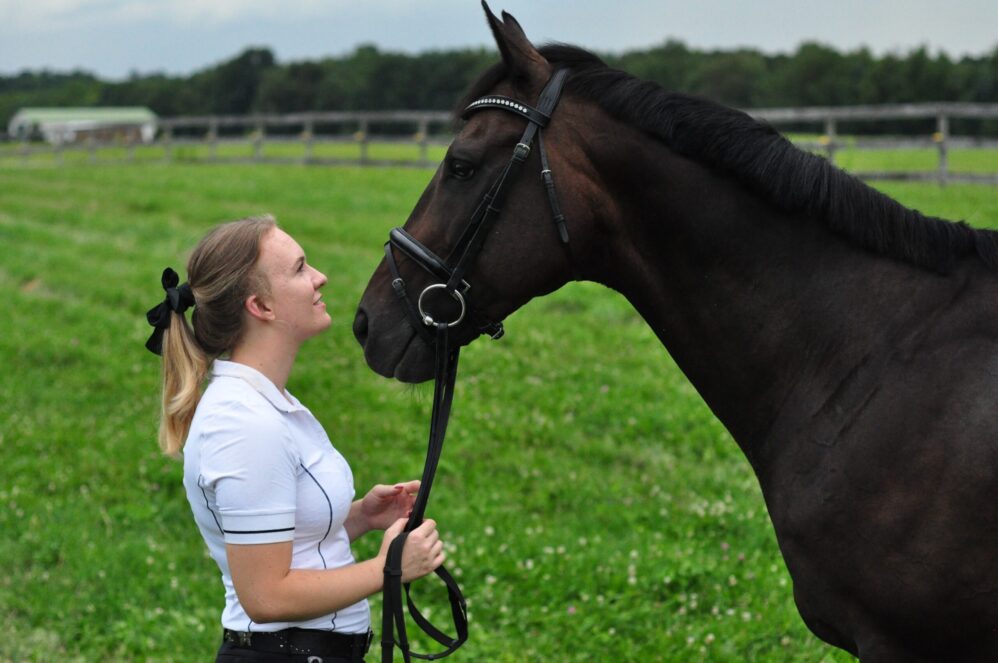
[{"x1": 227, "y1": 517, "x2": 443, "y2": 624}]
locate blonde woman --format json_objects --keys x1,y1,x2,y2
[{"x1": 146, "y1": 216, "x2": 444, "y2": 662}]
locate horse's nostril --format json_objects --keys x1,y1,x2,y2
[{"x1": 352, "y1": 308, "x2": 369, "y2": 347}]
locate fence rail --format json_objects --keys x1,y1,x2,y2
[
  {"x1": 158, "y1": 110, "x2": 452, "y2": 128},
  {"x1": 747, "y1": 102, "x2": 998, "y2": 184},
  {"x1": 749, "y1": 102, "x2": 998, "y2": 122},
  {"x1": 3, "y1": 104, "x2": 998, "y2": 183}
]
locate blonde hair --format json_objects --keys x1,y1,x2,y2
[{"x1": 158, "y1": 215, "x2": 276, "y2": 455}]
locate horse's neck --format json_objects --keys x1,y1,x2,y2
[{"x1": 585, "y1": 132, "x2": 960, "y2": 466}]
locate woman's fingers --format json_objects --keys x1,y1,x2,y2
[
  {"x1": 385, "y1": 518, "x2": 406, "y2": 538},
  {"x1": 397, "y1": 519, "x2": 447, "y2": 581}
]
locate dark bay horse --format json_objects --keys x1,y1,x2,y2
[{"x1": 354, "y1": 6, "x2": 998, "y2": 661}]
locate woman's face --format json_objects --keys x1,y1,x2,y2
[{"x1": 255, "y1": 227, "x2": 331, "y2": 343}]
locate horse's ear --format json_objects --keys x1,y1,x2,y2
[{"x1": 481, "y1": 1, "x2": 548, "y2": 79}]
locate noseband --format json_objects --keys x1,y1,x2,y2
[{"x1": 380, "y1": 69, "x2": 571, "y2": 663}]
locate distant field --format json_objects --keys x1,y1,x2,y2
[
  {"x1": 1, "y1": 162, "x2": 996, "y2": 662},
  {"x1": 834, "y1": 147, "x2": 997, "y2": 174},
  {"x1": 0, "y1": 140, "x2": 451, "y2": 166},
  {"x1": 2, "y1": 136, "x2": 997, "y2": 176}
]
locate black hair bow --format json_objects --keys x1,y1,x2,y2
[{"x1": 145, "y1": 267, "x2": 195, "y2": 355}]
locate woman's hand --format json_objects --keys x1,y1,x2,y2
[
  {"x1": 352, "y1": 481, "x2": 420, "y2": 536},
  {"x1": 379, "y1": 518, "x2": 446, "y2": 583}
]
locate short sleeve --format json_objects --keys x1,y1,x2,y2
[{"x1": 198, "y1": 402, "x2": 301, "y2": 545}]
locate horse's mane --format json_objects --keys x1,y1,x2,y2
[{"x1": 459, "y1": 44, "x2": 998, "y2": 274}]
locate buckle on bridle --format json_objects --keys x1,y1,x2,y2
[{"x1": 513, "y1": 142, "x2": 531, "y2": 161}]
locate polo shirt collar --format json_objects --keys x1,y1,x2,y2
[{"x1": 211, "y1": 359, "x2": 306, "y2": 413}]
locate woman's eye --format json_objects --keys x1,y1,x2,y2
[{"x1": 449, "y1": 159, "x2": 475, "y2": 180}]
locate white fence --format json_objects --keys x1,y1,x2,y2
[
  {"x1": 749, "y1": 102, "x2": 998, "y2": 184},
  {"x1": 3, "y1": 103, "x2": 998, "y2": 183}
]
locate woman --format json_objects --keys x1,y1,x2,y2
[{"x1": 145, "y1": 215, "x2": 444, "y2": 662}]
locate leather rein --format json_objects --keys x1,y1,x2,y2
[{"x1": 380, "y1": 67, "x2": 571, "y2": 662}]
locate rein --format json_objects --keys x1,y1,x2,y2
[{"x1": 379, "y1": 68, "x2": 570, "y2": 662}]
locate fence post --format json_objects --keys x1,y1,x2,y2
[
  {"x1": 87, "y1": 134, "x2": 98, "y2": 164},
  {"x1": 935, "y1": 114, "x2": 949, "y2": 185},
  {"x1": 253, "y1": 119, "x2": 265, "y2": 162},
  {"x1": 303, "y1": 119, "x2": 314, "y2": 164},
  {"x1": 163, "y1": 126, "x2": 173, "y2": 162},
  {"x1": 357, "y1": 119, "x2": 369, "y2": 165},
  {"x1": 208, "y1": 118, "x2": 219, "y2": 162},
  {"x1": 417, "y1": 118, "x2": 430, "y2": 166},
  {"x1": 823, "y1": 118, "x2": 837, "y2": 163},
  {"x1": 127, "y1": 132, "x2": 137, "y2": 163}
]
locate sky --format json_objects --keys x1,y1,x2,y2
[{"x1": 1, "y1": 0, "x2": 997, "y2": 80}]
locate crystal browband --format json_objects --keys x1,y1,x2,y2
[{"x1": 462, "y1": 96, "x2": 551, "y2": 127}]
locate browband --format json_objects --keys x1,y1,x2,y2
[
  {"x1": 461, "y1": 68, "x2": 570, "y2": 129},
  {"x1": 462, "y1": 96, "x2": 551, "y2": 127}
]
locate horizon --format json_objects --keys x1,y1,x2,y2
[
  {"x1": 5, "y1": 37, "x2": 995, "y2": 84},
  {"x1": 2, "y1": 1, "x2": 996, "y2": 81}
]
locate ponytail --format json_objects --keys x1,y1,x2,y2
[
  {"x1": 145, "y1": 215, "x2": 277, "y2": 456},
  {"x1": 159, "y1": 312, "x2": 209, "y2": 455}
]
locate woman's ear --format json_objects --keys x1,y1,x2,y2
[{"x1": 244, "y1": 293, "x2": 274, "y2": 322}]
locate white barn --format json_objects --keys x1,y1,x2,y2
[{"x1": 7, "y1": 107, "x2": 158, "y2": 144}]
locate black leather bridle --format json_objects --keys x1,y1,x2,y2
[{"x1": 380, "y1": 68, "x2": 570, "y2": 663}]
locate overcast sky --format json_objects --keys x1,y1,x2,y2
[{"x1": 2, "y1": 0, "x2": 996, "y2": 80}]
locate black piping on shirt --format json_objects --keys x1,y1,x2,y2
[
  {"x1": 300, "y1": 462, "x2": 333, "y2": 570},
  {"x1": 222, "y1": 527, "x2": 295, "y2": 535}
]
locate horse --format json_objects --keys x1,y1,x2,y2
[{"x1": 353, "y1": 5, "x2": 998, "y2": 661}]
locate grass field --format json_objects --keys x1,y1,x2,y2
[
  {"x1": 0, "y1": 140, "x2": 450, "y2": 168},
  {"x1": 2, "y1": 137, "x2": 997, "y2": 176},
  {"x1": 1, "y1": 160, "x2": 997, "y2": 662}
]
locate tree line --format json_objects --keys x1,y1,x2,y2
[{"x1": 3, "y1": 40, "x2": 997, "y2": 135}]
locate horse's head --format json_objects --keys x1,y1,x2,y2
[{"x1": 354, "y1": 4, "x2": 604, "y2": 382}]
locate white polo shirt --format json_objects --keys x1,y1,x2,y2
[{"x1": 182, "y1": 359, "x2": 371, "y2": 634}]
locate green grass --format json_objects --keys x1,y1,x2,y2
[
  {"x1": 772, "y1": 134, "x2": 998, "y2": 175},
  {"x1": 2, "y1": 137, "x2": 996, "y2": 175},
  {"x1": 1, "y1": 162, "x2": 995, "y2": 662},
  {"x1": 0, "y1": 140, "x2": 452, "y2": 167},
  {"x1": 833, "y1": 147, "x2": 998, "y2": 174}
]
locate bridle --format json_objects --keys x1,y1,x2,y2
[
  {"x1": 383, "y1": 66, "x2": 571, "y2": 347},
  {"x1": 380, "y1": 67, "x2": 571, "y2": 663}
]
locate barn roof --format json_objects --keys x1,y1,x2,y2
[
  {"x1": 8, "y1": 107, "x2": 157, "y2": 133},
  {"x1": 7, "y1": 106, "x2": 156, "y2": 136}
]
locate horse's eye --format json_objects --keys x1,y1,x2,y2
[{"x1": 449, "y1": 159, "x2": 476, "y2": 181}]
